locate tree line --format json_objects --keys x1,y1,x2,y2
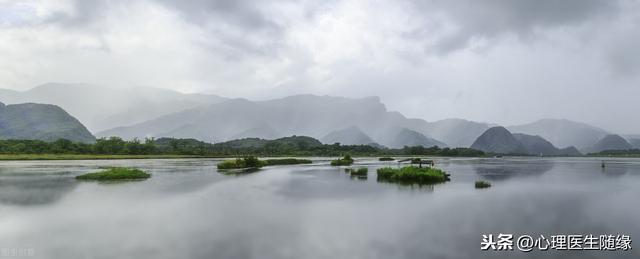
[{"x1": 0, "y1": 136, "x2": 486, "y2": 157}]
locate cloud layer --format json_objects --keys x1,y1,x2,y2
[{"x1": 1, "y1": 0, "x2": 639, "y2": 133}]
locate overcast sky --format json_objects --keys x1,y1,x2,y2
[{"x1": 1, "y1": 0, "x2": 639, "y2": 133}]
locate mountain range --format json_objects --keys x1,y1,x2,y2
[
  {"x1": 0, "y1": 83, "x2": 638, "y2": 153},
  {"x1": 0, "y1": 83, "x2": 226, "y2": 132},
  {"x1": 507, "y1": 119, "x2": 609, "y2": 150},
  {"x1": 587, "y1": 134, "x2": 633, "y2": 153},
  {"x1": 96, "y1": 95, "x2": 451, "y2": 145},
  {"x1": 470, "y1": 127, "x2": 582, "y2": 156}
]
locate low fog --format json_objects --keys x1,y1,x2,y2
[{"x1": 1, "y1": 0, "x2": 639, "y2": 133}]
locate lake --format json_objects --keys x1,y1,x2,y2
[{"x1": 0, "y1": 157, "x2": 638, "y2": 259}]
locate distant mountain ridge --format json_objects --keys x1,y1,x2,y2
[
  {"x1": 423, "y1": 119, "x2": 491, "y2": 148},
  {"x1": 588, "y1": 134, "x2": 633, "y2": 153},
  {"x1": 0, "y1": 102, "x2": 95, "y2": 143},
  {"x1": 98, "y1": 95, "x2": 456, "y2": 146},
  {"x1": 321, "y1": 126, "x2": 377, "y2": 146},
  {"x1": 508, "y1": 119, "x2": 608, "y2": 151},
  {"x1": 0, "y1": 83, "x2": 226, "y2": 132},
  {"x1": 471, "y1": 126, "x2": 580, "y2": 156},
  {"x1": 471, "y1": 127, "x2": 527, "y2": 154},
  {"x1": 387, "y1": 128, "x2": 447, "y2": 149},
  {"x1": 3, "y1": 83, "x2": 638, "y2": 150}
]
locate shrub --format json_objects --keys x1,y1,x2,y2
[
  {"x1": 217, "y1": 156, "x2": 267, "y2": 169},
  {"x1": 350, "y1": 167, "x2": 368, "y2": 176},
  {"x1": 76, "y1": 167, "x2": 150, "y2": 181},
  {"x1": 379, "y1": 157, "x2": 395, "y2": 161},
  {"x1": 475, "y1": 181, "x2": 491, "y2": 189},
  {"x1": 265, "y1": 158, "x2": 313, "y2": 166},
  {"x1": 330, "y1": 155, "x2": 354, "y2": 166},
  {"x1": 376, "y1": 166, "x2": 450, "y2": 184}
]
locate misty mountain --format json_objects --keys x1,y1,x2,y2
[
  {"x1": 230, "y1": 122, "x2": 281, "y2": 140},
  {"x1": 508, "y1": 119, "x2": 608, "y2": 151},
  {"x1": 512, "y1": 133, "x2": 559, "y2": 156},
  {"x1": 471, "y1": 127, "x2": 527, "y2": 154},
  {"x1": 628, "y1": 138, "x2": 640, "y2": 149},
  {"x1": 513, "y1": 133, "x2": 581, "y2": 156},
  {"x1": 214, "y1": 136, "x2": 323, "y2": 149},
  {"x1": 472, "y1": 127, "x2": 580, "y2": 156},
  {"x1": 321, "y1": 126, "x2": 377, "y2": 146},
  {"x1": 97, "y1": 95, "x2": 435, "y2": 144},
  {"x1": 0, "y1": 102, "x2": 95, "y2": 143},
  {"x1": 0, "y1": 83, "x2": 226, "y2": 132},
  {"x1": 423, "y1": 119, "x2": 491, "y2": 148},
  {"x1": 588, "y1": 134, "x2": 633, "y2": 153},
  {"x1": 558, "y1": 146, "x2": 582, "y2": 157},
  {"x1": 386, "y1": 128, "x2": 446, "y2": 149}
]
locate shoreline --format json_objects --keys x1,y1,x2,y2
[{"x1": 0, "y1": 154, "x2": 637, "y2": 161}]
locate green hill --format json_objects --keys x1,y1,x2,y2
[{"x1": 0, "y1": 102, "x2": 95, "y2": 143}]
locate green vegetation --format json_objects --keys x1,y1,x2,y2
[
  {"x1": 76, "y1": 167, "x2": 150, "y2": 181},
  {"x1": 475, "y1": 180, "x2": 491, "y2": 189},
  {"x1": 0, "y1": 135, "x2": 486, "y2": 160},
  {"x1": 0, "y1": 154, "x2": 208, "y2": 160},
  {"x1": 349, "y1": 167, "x2": 368, "y2": 176},
  {"x1": 0, "y1": 102, "x2": 96, "y2": 143},
  {"x1": 217, "y1": 157, "x2": 313, "y2": 169},
  {"x1": 376, "y1": 166, "x2": 450, "y2": 184},
  {"x1": 379, "y1": 157, "x2": 395, "y2": 161},
  {"x1": 330, "y1": 154, "x2": 354, "y2": 166},
  {"x1": 589, "y1": 149, "x2": 640, "y2": 157},
  {"x1": 217, "y1": 156, "x2": 267, "y2": 169},
  {"x1": 264, "y1": 158, "x2": 313, "y2": 166}
]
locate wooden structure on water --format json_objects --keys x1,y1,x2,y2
[{"x1": 397, "y1": 158, "x2": 435, "y2": 168}]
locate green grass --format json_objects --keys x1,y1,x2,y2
[
  {"x1": 350, "y1": 167, "x2": 368, "y2": 176},
  {"x1": 217, "y1": 156, "x2": 267, "y2": 169},
  {"x1": 475, "y1": 180, "x2": 491, "y2": 189},
  {"x1": 378, "y1": 157, "x2": 395, "y2": 161},
  {"x1": 376, "y1": 166, "x2": 450, "y2": 184},
  {"x1": 265, "y1": 158, "x2": 313, "y2": 166},
  {"x1": 330, "y1": 155, "x2": 354, "y2": 166},
  {"x1": 0, "y1": 154, "x2": 217, "y2": 161},
  {"x1": 76, "y1": 167, "x2": 150, "y2": 181}
]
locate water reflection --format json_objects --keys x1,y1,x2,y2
[
  {"x1": 0, "y1": 176, "x2": 77, "y2": 206},
  {"x1": 600, "y1": 165, "x2": 628, "y2": 177},
  {"x1": 473, "y1": 159, "x2": 554, "y2": 180},
  {"x1": 0, "y1": 158, "x2": 639, "y2": 259}
]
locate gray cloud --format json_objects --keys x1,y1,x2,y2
[
  {"x1": 1, "y1": 0, "x2": 640, "y2": 133},
  {"x1": 406, "y1": 0, "x2": 621, "y2": 54}
]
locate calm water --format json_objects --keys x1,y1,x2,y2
[{"x1": 0, "y1": 157, "x2": 638, "y2": 259}]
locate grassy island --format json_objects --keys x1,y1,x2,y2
[
  {"x1": 265, "y1": 158, "x2": 313, "y2": 166},
  {"x1": 330, "y1": 155, "x2": 354, "y2": 166},
  {"x1": 217, "y1": 156, "x2": 267, "y2": 169},
  {"x1": 379, "y1": 157, "x2": 395, "y2": 161},
  {"x1": 349, "y1": 167, "x2": 368, "y2": 176},
  {"x1": 376, "y1": 166, "x2": 450, "y2": 184},
  {"x1": 475, "y1": 181, "x2": 491, "y2": 189},
  {"x1": 76, "y1": 167, "x2": 151, "y2": 181},
  {"x1": 217, "y1": 157, "x2": 313, "y2": 169}
]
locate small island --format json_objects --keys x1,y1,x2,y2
[
  {"x1": 475, "y1": 180, "x2": 491, "y2": 189},
  {"x1": 376, "y1": 166, "x2": 450, "y2": 184},
  {"x1": 217, "y1": 156, "x2": 267, "y2": 169},
  {"x1": 378, "y1": 157, "x2": 395, "y2": 161},
  {"x1": 76, "y1": 167, "x2": 151, "y2": 181},
  {"x1": 349, "y1": 167, "x2": 368, "y2": 176},
  {"x1": 217, "y1": 156, "x2": 312, "y2": 170},
  {"x1": 330, "y1": 155, "x2": 354, "y2": 166},
  {"x1": 265, "y1": 158, "x2": 313, "y2": 166}
]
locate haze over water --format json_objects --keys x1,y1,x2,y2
[{"x1": 0, "y1": 158, "x2": 638, "y2": 259}]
